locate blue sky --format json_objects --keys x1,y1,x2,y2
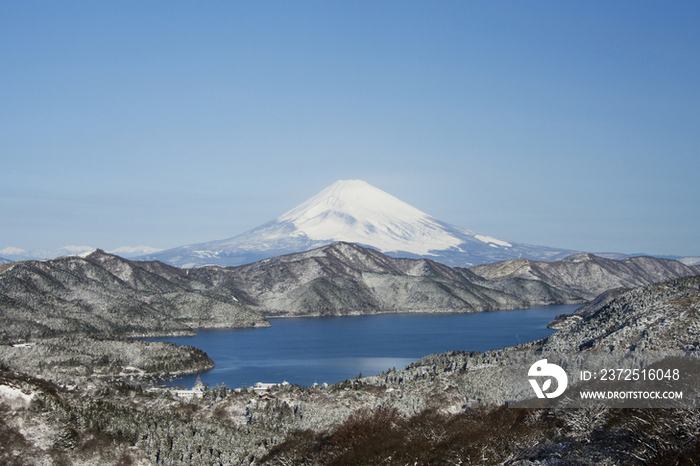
[{"x1": 2, "y1": 1, "x2": 699, "y2": 257}]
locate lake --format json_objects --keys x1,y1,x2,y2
[{"x1": 148, "y1": 305, "x2": 578, "y2": 389}]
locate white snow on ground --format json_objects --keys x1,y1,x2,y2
[
  {"x1": 0, "y1": 384, "x2": 35, "y2": 410},
  {"x1": 1, "y1": 385, "x2": 60, "y2": 451},
  {"x1": 77, "y1": 249, "x2": 98, "y2": 257},
  {"x1": 475, "y1": 235, "x2": 512, "y2": 247}
]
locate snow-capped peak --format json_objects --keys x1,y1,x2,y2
[
  {"x1": 276, "y1": 180, "x2": 464, "y2": 255},
  {"x1": 141, "y1": 179, "x2": 577, "y2": 268}
]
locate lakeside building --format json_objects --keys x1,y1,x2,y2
[
  {"x1": 172, "y1": 377, "x2": 205, "y2": 399},
  {"x1": 253, "y1": 381, "x2": 289, "y2": 393}
]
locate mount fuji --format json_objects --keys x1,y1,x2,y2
[{"x1": 141, "y1": 180, "x2": 578, "y2": 268}]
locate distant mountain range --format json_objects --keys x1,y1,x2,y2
[
  {"x1": 0, "y1": 245, "x2": 163, "y2": 262},
  {"x1": 2, "y1": 242, "x2": 697, "y2": 343}
]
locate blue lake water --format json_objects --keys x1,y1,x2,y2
[{"x1": 147, "y1": 305, "x2": 577, "y2": 389}]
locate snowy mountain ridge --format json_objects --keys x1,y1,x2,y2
[
  {"x1": 142, "y1": 180, "x2": 578, "y2": 268},
  {"x1": 0, "y1": 245, "x2": 163, "y2": 262}
]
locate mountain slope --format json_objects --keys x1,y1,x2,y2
[
  {"x1": 469, "y1": 253, "x2": 699, "y2": 301},
  {"x1": 540, "y1": 274, "x2": 700, "y2": 352},
  {"x1": 0, "y1": 251, "x2": 268, "y2": 343},
  {"x1": 142, "y1": 180, "x2": 577, "y2": 268},
  {"x1": 209, "y1": 242, "x2": 530, "y2": 316}
]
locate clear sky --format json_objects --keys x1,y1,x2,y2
[{"x1": 2, "y1": 1, "x2": 699, "y2": 257}]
